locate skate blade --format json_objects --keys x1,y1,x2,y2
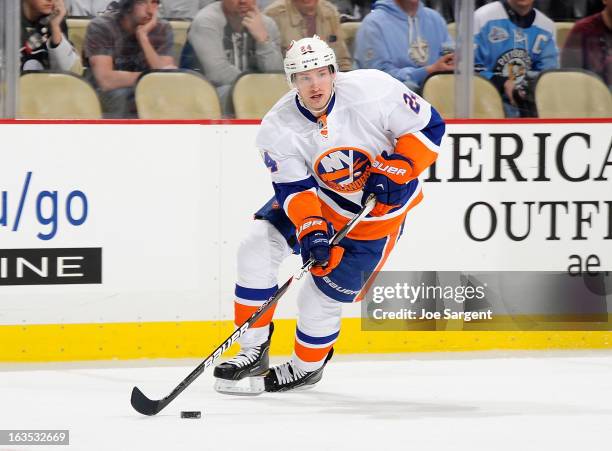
[
  {"x1": 268, "y1": 383, "x2": 318, "y2": 393},
  {"x1": 214, "y1": 376, "x2": 265, "y2": 396},
  {"x1": 292, "y1": 383, "x2": 317, "y2": 392}
]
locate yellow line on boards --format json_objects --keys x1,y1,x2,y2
[{"x1": 0, "y1": 318, "x2": 611, "y2": 362}]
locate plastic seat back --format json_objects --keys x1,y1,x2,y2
[
  {"x1": 535, "y1": 70, "x2": 612, "y2": 118},
  {"x1": 135, "y1": 71, "x2": 222, "y2": 119},
  {"x1": 231, "y1": 73, "x2": 290, "y2": 119},
  {"x1": 19, "y1": 71, "x2": 102, "y2": 119},
  {"x1": 422, "y1": 73, "x2": 505, "y2": 119}
]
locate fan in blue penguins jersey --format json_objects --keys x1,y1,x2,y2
[{"x1": 474, "y1": 0, "x2": 559, "y2": 117}]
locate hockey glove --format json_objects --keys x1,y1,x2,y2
[
  {"x1": 297, "y1": 216, "x2": 345, "y2": 277},
  {"x1": 362, "y1": 151, "x2": 414, "y2": 217}
]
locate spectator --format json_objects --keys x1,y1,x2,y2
[
  {"x1": 83, "y1": 0, "x2": 176, "y2": 118},
  {"x1": 158, "y1": 0, "x2": 213, "y2": 19},
  {"x1": 561, "y1": 0, "x2": 612, "y2": 89},
  {"x1": 21, "y1": 0, "x2": 80, "y2": 72},
  {"x1": 354, "y1": 0, "x2": 454, "y2": 91},
  {"x1": 64, "y1": 0, "x2": 113, "y2": 16},
  {"x1": 474, "y1": 0, "x2": 559, "y2": 117},
  {"x1": 180, "y1": 0, "x2": 283, "y2": 114},
  {"x1": 264, "y1": 0, "x2": 352, "y2": 71}
]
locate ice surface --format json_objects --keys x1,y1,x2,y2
[{"x1": 1, "y1": 351, "x2": 611, "y2": 451}]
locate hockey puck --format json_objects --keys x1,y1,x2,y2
[{"x1": 180, "y1": 411, "x2": 202, "y2": 419}]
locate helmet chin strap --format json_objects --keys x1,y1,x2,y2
[{"x1": 296, "y1": 79, "x2": 336, "y2": 117}]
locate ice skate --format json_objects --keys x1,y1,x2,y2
[
  {"x1": 213, "y1": 323, "x2": 274, "y2": 396},
  {"x1": 264, "y1": 348, "x2": 334, "y2": 392}
]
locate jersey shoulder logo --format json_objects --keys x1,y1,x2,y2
[
  {"x1": 488, "y1": 26, "x2": 509, "y2": 43},
  {"x1": 314, "y1": 147, "x2": 372, "y2": 194}
]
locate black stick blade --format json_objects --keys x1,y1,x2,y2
[{"x1": 131, "y1": 386, "x2": 164, "y2": 416}]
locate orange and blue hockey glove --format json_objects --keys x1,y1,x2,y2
[
  {"x1": 361, "y1": 151, "x2": 414, "y2": 217},
  {"x1": 297, "y1": 216, "x2": 345, "y2": 277}
]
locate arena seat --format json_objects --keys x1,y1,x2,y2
[
  {"x1": 135, "y1": 70, "x2": 222, "y2": 119},
  {"x1": 168, "y1": 20, "x2": 191, "y2": 61},
  {"x1": 67, "y1": 18, "x2": 90, "y2": 60},
  {"x1": 555, "y1": 22, "x2": 574, "y2": 49},
  {"x1": 535, "y1": 70, "x2": 612, "y2": 118},
  {"x1": 340, "y1": 21, "x2": 361, "y2": 57},
  {"x1": 18, "y1": 71, "x2": 102, "y2": 119},
  {"x1": 422, "y1": 73, "x2": 505, "y2": 119},
  {"x1": 231, "y1": 73, "x2": 290, "y2": 119}
]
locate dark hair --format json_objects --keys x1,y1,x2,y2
[
  {"x1": 105, "y1": 0, "x2": 161, "y2": 17},
  {"x1": 103, "y1": 1, "x2": 127, "y2": 14},
  {"x1": 119, "y1": 0, "x2": 137, "y2": 14}
]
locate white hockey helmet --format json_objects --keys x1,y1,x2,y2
[{"x1": 284, "y1": 35, "x2": 338, "y2": 86}]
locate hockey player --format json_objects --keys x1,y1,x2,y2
[
  {"x1": 214, "y1": 35, "x2": 445, "y2": 393},
  {"x1": 474, "y1": 0, "x2": 559, "y2": 117}
]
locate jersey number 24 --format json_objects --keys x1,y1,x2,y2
[{"x1": 403, "y1": 93, "x2": 421, "y2": 114}]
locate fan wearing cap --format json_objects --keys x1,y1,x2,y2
[{"x1": 213, "y1": 35, "x2": 445, "y2": 393}]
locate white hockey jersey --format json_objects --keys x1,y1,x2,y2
[{"x1": 256, "y1": 69, "x2": 445, "y2": 240}]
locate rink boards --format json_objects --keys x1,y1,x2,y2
[{"x1": 0, "y1": 119, "x2": 611, "y2": 361}]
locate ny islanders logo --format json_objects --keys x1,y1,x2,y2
[{"x1": 314, "y1": 147, "x2": 372, "y2": 193}]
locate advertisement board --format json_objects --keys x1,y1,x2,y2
[{"x1": 1, "y1": 120, "x2": 610, "y2": 360}]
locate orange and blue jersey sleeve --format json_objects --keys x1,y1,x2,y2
[
  {"x1": 393, "y1": 106, "x2": 444, "y2": 178},
  {"x1": 272, "y1": 177, "x2": 323, "y2": 231},
  {"x1": 381, "y1": 77, "x2": 445, "y2": 179}
]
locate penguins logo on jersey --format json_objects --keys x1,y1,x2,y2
[
  {"x1": 314, "y1": 147, "x2": 372, "y2": 194},
  {"x1": 495, "y1": 48, "x2": 531, "y2": 83},
  {"x1": 408, "y1": 38, "x2": 429, "y2": 66}
]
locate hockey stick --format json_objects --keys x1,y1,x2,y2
[{"x1": 130, "y1": 194, "x2": 376, "y2": 416}]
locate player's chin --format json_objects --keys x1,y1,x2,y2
[{"x1": 308, "y1": 96, "x2": 324, "y2": 108}]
